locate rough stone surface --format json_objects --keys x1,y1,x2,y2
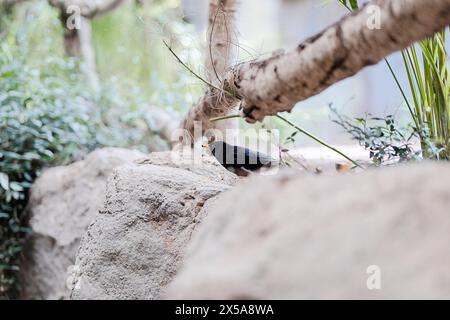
[
  {"x1": 166, "y1": 163, "x2": 450, "y2": 299},
  {"x1": 70, "y1": 151, "x2": 237, "y2": 300},
  {"x1": 20, "y1": 148, "x2": 146, "y2": 300}
]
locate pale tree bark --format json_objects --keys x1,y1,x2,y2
[
  {"x1": 205, "y1": 0, "x2": 238, "y2": 83},
  {"x1": 48, "y1": 0, "x2": 127, "y2": 89},
  {"x1": 60, "y1": 16, "x2": 99, "y2": 87},
  {"x1": 182, "y1": 0, "x2": 239, "y2": 141},
  {"x1": 182, "y1": 0, "x2": 450, "y2": 137}
]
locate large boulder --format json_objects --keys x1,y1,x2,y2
[
  {"x1": 20, "y1": 148, "x2": 146, "y2": 300},
  {"x1": 166, "y1": 163, "x2": 450, "y2": 299},
  {"x1": 70, "y1": 151, "x2": 237, "y2": 300}
]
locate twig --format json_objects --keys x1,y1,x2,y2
[
  {"x1": 162, "y1": 40, "x2": 236, "y2": 98},
  {"x1": 162, "y1": 40, "x2": 222, "y2": 92},
  {"x1": 210, "y1": 114, "x2": 241, "y2": 122},
  {"x1": 275, "y1": 114, "x2": 363, "y2": 168},
  {"x1": 208, "y1": 7, "x2": 222, "y2": 84}
]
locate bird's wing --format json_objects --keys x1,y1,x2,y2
[{"x1": 233, "y1": 145, "x2": 274, "y2": 166}]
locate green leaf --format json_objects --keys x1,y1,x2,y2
[
  {"x1": 349, "y1": 0, "x2": 359, "y2": 10},
  {"x1": 1, "y1": 70, "x2": 15, "y2": 78},
  {"x1": 9, "y1": 182, "x2": 24, "y2": 192},
  {"x1": 338, "y1": 0, "x2": 358, "y2": 10},
  {"x1": 0, "y1": 173, "x2": 9, "y2": 191}
]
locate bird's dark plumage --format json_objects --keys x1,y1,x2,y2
[{"x1": 206, "y1": 141, "x2": 274, "y2": 171}]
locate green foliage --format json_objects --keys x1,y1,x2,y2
[
  {"x1": 330, "y1": 107, "x2": 421, "y2": 166},
  {"x1": 0, "y1": 36, "x2": 100, "y2": 297},
  {"x1": 336, "y1": 0, "x2": 450, "y2": 161},
  {"x1": 0, "y1": 0, "x2": 199, "y2": 297},
  {"x1": 402, "y1": 31, "x2": 450, "y2": 160}
]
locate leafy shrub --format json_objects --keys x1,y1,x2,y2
[
  {"x1": 337, "y1": 0, "x2": 450, "y2": 160},
  {"x1": 330, "y1": 107, "x2": 421, "y2": 166},
  {"x1": 0, "y1": 35, "x2": 103, "y2": 297},
  {"x1": 0, "y1": 26, "x2": 159, "y2": 298},
  {"x1": 0, "y1": 0, "x2": 201, "y2": 298},
  {"x1": 402, "y1": 30, "x2": 450, "y2": 160}
]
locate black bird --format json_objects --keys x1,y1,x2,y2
[{"x1": 202, "y1": 141, "x2": 275, "y2": 171}]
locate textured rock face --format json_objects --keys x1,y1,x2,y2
[
  {"x1": 21, "y1": 148, "x2": 146, "y2": 300},
  {"x1": 166, "y1": 163, "x2": 450, "y2": 299},
  {"x1": 70, "y1": 152, "x2": 237, "y2": 300}
]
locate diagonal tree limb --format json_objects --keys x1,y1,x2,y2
[{"x1": 182, "y1": 0, "x2": 450, "y2": 137}]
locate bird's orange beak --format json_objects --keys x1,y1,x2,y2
[{"x1": 201, "y1": 143, "x2": 209, "y2": 149}]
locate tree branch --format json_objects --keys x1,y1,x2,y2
[
  {"x1": 182, "y1": 0, "x2": 450, "y2": 134},
  {"x1": 47, "y1": 0, "x2": 127, "y2": 19}
]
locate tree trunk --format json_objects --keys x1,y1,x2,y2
[
  {"x1": 182, "y1": 0, "x2": 239, "y2": 141},
  {"x1": 77, "y1": 17, "x2": 99, "y2": 89},
  {"x1": 49, "y1": 0, "x2": 127, "y2": 89},
  {"x1": 60, "y1": 14, "x2": 98, "y2": 89},
  {"x1": 182, "y1": 0, "x2": 450, "y2": 135},
  {"x1": 205, "y1": 0, "x2": 238, "y2": 83}
]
